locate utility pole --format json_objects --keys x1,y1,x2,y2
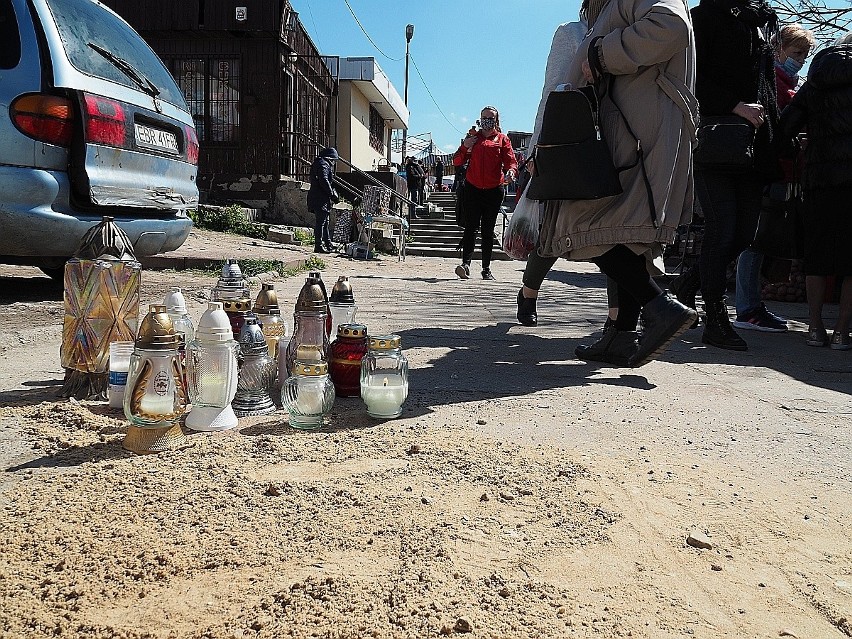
[{"x1": 401, "y1": 24, "x2": 414, "y2": 164}]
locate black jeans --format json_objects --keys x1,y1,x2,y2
[
  {"x1": 312, "y1": 205, "x2": 331, "y2": 249},
  {"x1": 695, "y1": 168, "x2": 764, "y2": 301},
  {"x1": 461, "y1": 183, "x2": 504, "y2": 269}
]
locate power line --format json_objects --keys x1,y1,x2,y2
[
  {"x1": 342, "y1": 0, "x2": 402, "y2": 61},
  {"x1": 304, "y1": 0, "x2": 323, "y2": 51},
  {"x1": 410, "y1": 55, "x2": 464, "y2": 137}
]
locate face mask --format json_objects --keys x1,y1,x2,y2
[
  {"x1": 479, "y1": 117, "x2": 497, "y2": 130},
  {"x1": 781, "y1": 57, "x2": 803, "y2": 76}
]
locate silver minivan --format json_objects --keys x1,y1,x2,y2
[{"x1": 1, "y1": 0, "x2": 197, "y2": 276}]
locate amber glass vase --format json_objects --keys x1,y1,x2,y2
[{"x1": 329, "y1": 324, "x2": 368, "y2": 397}]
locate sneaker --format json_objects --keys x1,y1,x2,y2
[
  {"x1": 806, "y1": 327, "x2": 829, "y2": 347},
  {"x1": 455, "y1": 263, "x2": 470, "y2": 279},
  {"x1": 732, "y1": 303, "x2": 788, "y2": 332},
  {"x1": 481, "y1": 268, "x2": 495, "y2": 280},
  {"x1": 830, "y1": 330, "x2": 851, "y2": 351}
]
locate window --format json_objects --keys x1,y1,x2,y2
[
  {"x1": 166, "y1": 56, "x2": 240, "y2": 144},
  {"x1": 46, "y1": 0, "x2": 185, "y2": 107},
  {"x1": 0, "y1": 0, "x2": 21, "y2": 69},
  {"x1": 368, "y1": 105, "x2": 384, "y2": 153}
]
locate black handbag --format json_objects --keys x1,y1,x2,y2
[
  {"x1": 526, "y1": 38, "x2": 659, "y2": 227},
  {"x1": 694, "y1": 115, "x2": 756, "y2": 169},
  {"x1": 751, "y1": 182, "x2": 804, "y2": 259},
  {"x1": 526, "y1": 84, "x2": 623, "y2": 201}
]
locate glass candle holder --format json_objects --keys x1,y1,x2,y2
[
  {"x1": 233, "y1": 317, "x2": 277, "y2": 417},
  {"x1": 329, "y1": 323, "x2": 368, "y2": 397},
  {"x1": 185, "y1": 302, "x2": 240, "y2": 432},
  {"x1": 328, "y1": 301, "x2": 357, "y2": 335},
  {"x1": 360, "y1": 334, "x2": 409, "y2": 419},
  {"x1": 281, "y1": 357, "x2": 335, "y2": 430},
  {"x1": 124, "y1": 305, "x2": 187, "y2": 428},
  {"x1": 253, "y1": 283, "x2": 288, "y2": 360},
  {"x1": 108, "y1": 341, "x2": 134, "y2": 409},
  {"x1": 211, "y1": 258, "x2": 250, "y2": 302},
  {"x1": 283, "y1": 309, "x2": 330, "y2": 379}
]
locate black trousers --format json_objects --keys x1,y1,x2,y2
[
  {"x1": 461, "y1": 183, "x2": 504, "y2": 269},
  {"x1": 695, "y1": 168, "x2": 764, "y2": 301},
  {"x1": 312, "y1": 205, "x2": 331, "y2": 249},
  {"x1": 591, "y1": 245, "x2": 662, "y2": 331},
  {"x1": 522, "y1": 250, "x2": 620, "y2": 309}
]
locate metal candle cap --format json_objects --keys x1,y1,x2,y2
[
  {"x1": 292, "y1": 346, "x2": 328, "y2": 376},
  {"x1": 329, "y1": 276, "x2": 355, "y2": 304},
  {"x1": 239, "y1": 317, "x2": 268, "y2": 355},
  {"x1": 368, "y1": 334, "x2": 401, "y2": 350},
  {"x1": 295, "y1": 280, "x2": 328, "y2": 312},
  {"x1": 222, "y1": 298, "x2": 252, "y2": 313},
  {"x1": 253, "y1": 283, "x2": 281, "y2": 315},
  {"x1": 136, "y1": 304, "x2": 179, "y2": 349},
  {"x1": 75, "y1": 216, "x2": 137, "y2": 261},
  {"x1": 337, "y1": 323, "x2": 367, "y2": 338},
  {"x1": 220, "y1": 258, "x2": 244, "y2": 281}
]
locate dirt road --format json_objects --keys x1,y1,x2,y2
[{"x1": 0, "y1": 230, "x2": 849, "y2": 638}]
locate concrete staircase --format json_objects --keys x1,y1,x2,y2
[{"x1": 406, "y1": 191, "x2": 510, "y2": 260}]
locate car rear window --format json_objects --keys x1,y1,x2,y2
[
  {"x1": 0, "y1": 0, "x2": 22, "y2": 69},
  {"x1": 45, "y1": 0, "x2": 186, "y2": 108}
]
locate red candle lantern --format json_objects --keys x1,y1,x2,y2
[{"x1": 329, "y1": 323, "x2": 368, "y2": 397}]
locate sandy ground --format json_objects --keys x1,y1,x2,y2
[{"x1": 0, "y1": 229, "x2": 850, "y2": 638}]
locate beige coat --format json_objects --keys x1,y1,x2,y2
[{"x1": 537, "y1": 0, "x2": 698, "y2": 259}]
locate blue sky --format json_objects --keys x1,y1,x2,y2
[
  {"x1": 290, "y1": 0, "x2": 850, "y2": 156},
  {"x1": 289, "y1": 0, "x2": 584, "y2": 154}
]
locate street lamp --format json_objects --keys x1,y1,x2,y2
[{"x1": 401, "y1": 24, "x2": 414, "y2": 164}]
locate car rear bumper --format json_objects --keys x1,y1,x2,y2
[{"x1": 0, "y1": 165, "x2": 193, "y2": 258}]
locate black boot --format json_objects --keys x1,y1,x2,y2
[
  {"x1": 670, "y1": 266, "x2": 701, "y2": 328},
  {"x1": 702, "y1": 298, "x2": 748, "y2": 351},
  {"x1": 517, "y1": 289, "x2": 537, "y2": 326},
  {"x1": 575, "y1": 325, "x2": 639, "y2": 367},
  {"x1": 628, "y1": 293, "x2": 698, "y2": 367}
]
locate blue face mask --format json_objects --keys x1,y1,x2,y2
[{"x1": 781, "y1": 57, "x2": 803, "y2": 77}]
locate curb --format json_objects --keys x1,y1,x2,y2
[{"x1": 139, "y1": 256, "x2": 311, "y2": 283}]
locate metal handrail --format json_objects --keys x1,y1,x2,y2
[{"x1": 284, "y1": 130, "x2": 418, "y2": 211}]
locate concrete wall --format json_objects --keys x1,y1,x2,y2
[{"x1": 340, "y1": 83, "x2": 388, "y2": 173}]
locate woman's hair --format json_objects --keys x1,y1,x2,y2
[
  {"x1": 481, "y1": 105, "x2": 501, "y2": 132},
  {"x1": 835, "y1": 31, "x2": 852, "y2": 46},
  {"x1": 771, "y1": 24, "x2": 815, "y2": 53}
]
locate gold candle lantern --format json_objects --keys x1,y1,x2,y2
[{"x1": 59, "y1": 217, "x2": 141, "y2": 400}]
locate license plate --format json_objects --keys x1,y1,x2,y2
[{"x1": 134, "y1": 123, "x2": 179, "y2": 154}]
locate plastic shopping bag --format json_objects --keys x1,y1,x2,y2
[{"x1": 502, "y1": 180, "x2": 540, "y2": 260}]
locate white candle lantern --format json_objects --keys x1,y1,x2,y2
[
  {"x1": 360, "y1": 334, "x2": 409, "y2": 419},
  {"x1": 281, "y1": 345, "x2": 335, "y2": 430},
  {"x1": 185, "y1": 302, "x2": 240, "y2": 432}
]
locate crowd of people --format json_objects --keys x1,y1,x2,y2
[{"x1": 308, "y1": 0, "x2": 852, "y2": 368}]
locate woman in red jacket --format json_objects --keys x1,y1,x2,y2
[{"x1": 453, "y1": 106, "x2": 518, "y2": 280}]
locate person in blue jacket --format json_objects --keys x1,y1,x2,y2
[{"x1": 308, "y1": 147, "x2": 339, "y2": 254}]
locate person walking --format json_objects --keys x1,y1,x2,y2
[
  {"x1": 780, "y1": 34, "x2": 852, "y2": 349},
  {"x1": 452, "y1": 106, "x2": 518, "y2": 281},
  {"x1": 535, "y1": 0, "x2": 699, "y2": 368},
  {"x1": 434, "y1": 158, "x2": 444, "y2": 191},
  {"x1": 307, "y1": 147, "x2": 339, "y2": 254},
  {"x1": 732, "y1": 24, "x2": 814, "y2": 334},
  {"x1": 514, "y1": 7, "x2": 622, "y2": 350},
  {"x1": 671, "y1": 0, "x2": 781, "y2": 351}
]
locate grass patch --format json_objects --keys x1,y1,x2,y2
[
  {"x1": 185, "y1": 256, "x2": 327, "y2": 278},
  {"x1": 189, "y1": 204, "x2": 268, "y2": 240}
]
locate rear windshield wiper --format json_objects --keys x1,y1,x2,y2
[{"x1": 87, "y1": 42, "x2": 160, "y2": 99}]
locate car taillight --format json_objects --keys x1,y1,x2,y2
[
  {"x1": 84, "y1": 93, "x2": 126, "y2": 147},
  {"x1": 184, "y1": 124, "x2": 199, "y2": 165},
  {"x1": 10, "y1": 94, "x2": 74, "y2": 146}
]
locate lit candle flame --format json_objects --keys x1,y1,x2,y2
[{"x1": 382, "y1": 377, "x2": 388, "y2": 387}]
